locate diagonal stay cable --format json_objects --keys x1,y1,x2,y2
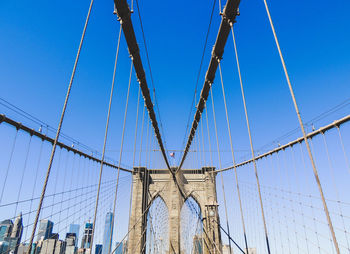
[
  {"x1": 134, "y1": 0, "x2": 168, "y2": 155},
  {"x1": 113, "y1": 0, "x2": 171, "y2": 171},
  {"x1": 262, "y1": 0, "x2": 340, "y2": 252},
  {"x1": 27, "y1": 0, "x2": 95, "y2": 253},
  {"x1": 181, "y1": 0, "x2": 217, "y2": 164},
  {"x1": 178, "y1": 0, "x2": 241, "y2": 171},
  {"x1": 90, "y1": 22, "x2": 122, "y2": 251}
]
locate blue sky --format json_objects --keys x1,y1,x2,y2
[
  {"x1": 1, "y1": 0, "x2": 350, "y2": 159},
  {"x1": 1, "y1": 0, "x2": 350, "y2": 252}
]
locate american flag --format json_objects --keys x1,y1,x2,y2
[{"x1": 170, "y1": 152, "x2": 175, "y2": 158}]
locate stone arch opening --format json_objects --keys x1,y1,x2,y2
[
  {"x1": 145, "y1": 195, "x2": 169, "y2": 253},
  {"x1": 180, "y1": 196, "x2": 204, "y2": 254}
]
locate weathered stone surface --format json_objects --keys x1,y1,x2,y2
[{"x1": 127, "y1": 168, "x2": 222, "y2": 254}]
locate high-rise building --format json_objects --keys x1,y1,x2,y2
[
  {"x1": 69, "y1": 225, "x2": 80, "y2": 247},
  {"x1": 37, "y1": 220, "x2": 54, "y2": 242},
  {"x1": 0, "y1": 220, "x2": 13, "y2": 241},
  {"x1": 80, "y1": 223, "x2": 93, "y2": 249},
  {"x1": 0, "y1": 213, "x2": 23, "y2": 254},
  {"x1": 54, "y1": 240, "x2": 66, "y2": 254},
  {"x1": 40, "y1": 239, "x2": 56, "y2": 254},
  {"x1": 0, "y1": 241, "x2": 9, "y2": 254},
  {"x1": 101, "y1": 212, "x2": 113, "y2": 254},
  {"x1": 65, "y1": 233, "x2": 77, "y2": 254},
  {"x1": 11, "y1": 213, "x2": 23, "y2": 239},
  {"x1": 94, "y1": 244, "x2": 102, "y2": 254}
]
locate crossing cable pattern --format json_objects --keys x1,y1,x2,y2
[
  {"x1": 210, "y1": 89, "x2": 232, "y2": 253},
  {"x1": 218, "y1": 61, "x2": 249, "y2": 253},
  {"x1": 113, "y1": 0, "x2": 171, "y2": 171},
  {"x1": 90, "y1": 22, "x2": 123, "y2": 252},
  {"x1": 229, "y1": 27, "x2": 272, "y2": 254},
  {"x1": 178, "y1": 0, "x2": 241, "y2": 171},
  {"x1": 0, "y1": 114, "x2": 131, "y2": 172},
  {"x1": 108, "y1": 59, "x2": 134, "y2": 254},
  {"x1": 26, "y1": 0, "x2": 96, "y2": 252},
  {"x1": 261, "y1": 1, "x2": 340, "y2": 252},
  {"x1": 218, "y1": 114, "x2": 350, "y2": 172}
]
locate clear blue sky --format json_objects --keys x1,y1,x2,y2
[
  {"x1": 1, "y1": 0, "x2": 350, "y2": 252},
  {"x1": 1, "y1": 0, "x2": 350, "y2": 160}
]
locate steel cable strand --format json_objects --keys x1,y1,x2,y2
[
  {"x1": 281, "y1": 150, "x2": 302, "y2": 253},
  {"x1": 336, "y1": 126, "x2": 350, "y2": 174},
  {"x1": 321, "y1": 134, "x2": 350, "y2": 251},
  {"x1": 0, "y1": 129, "x2": 18, "y2": 203},
  {"x1": 262, "y1": 0, "x2": 340, "y2": 252},
  {"x1": 290, "y1": 145, "x2": 311, "y2": 254},
  {"x1": 90, "y1": 22, "x2": 122, "y2": 250},
  {"x1": 138, "y1": 104, "x2": 146, "y2": 167},
  {"x1": 14, "y1": 134, "x2": 33, "y2": 217},
  {"x1": 210, "y1": 88, "x2": 232, "y2": 253},
  {"x1": 230, "y1": 27, "x2": 271, "y2": 254},
  {"x1": 180, "y1": 0, "x2": 217, "y2": 165},
  {"x1": 134, "y1": 0, "x2": 169, "y2": 161},
  {"x1": 24, "y1": 139, "x2": 44, "y2": 240},
  {"x1": 126, "y1": 85, "x2": 141, "y2": 246},
  {"x1": 218, "y1": 62, "x2": 249, "y2": 253},
  {"x1": 27, "y1": 0, "x2": 95, "y2": 251},
  {"x1": 49, "y1": 147, "x2": 62, "y2": 219},
  {"x1": 108, "y1": 60, "x2": 133, "y2": 254}
]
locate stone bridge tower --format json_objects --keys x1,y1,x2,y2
[{"x1": 127, "y1": 167, "x2": 222, "y2": 254}]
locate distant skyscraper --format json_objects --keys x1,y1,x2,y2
[
  {"x1": 69, "y1": 224, "x2": 80, "y2": 247},
  {"x1": 40, "y1": 239, "x2": 56, "y2": 254},
  {"x1": 81, "y1": 223, "x2": 93, "y2": 249},
  {"x1": 37, "y1": 220, "x2": 54, "y2": 241},
  {"x1": 94, "y1": 244, "x2": 102, "y2": 254},
  {"x1": 0, "y1": 213, "x2": 23, "y2": 254},
  {"x1": 0, "y1": 220, "x2": 13, "y2": 241},
  {"x1": 102, "y1": 212, "x2": 113, "y2": 254},
  {"x1": 0, "y1": 241, "x2": 9, "y2": 254},
  {"x1": 11, "y1": 213, "x2": 23, "y2": 239},
  {"x1": 65, "y1": 233, "x2": 77, "y2": 254}
]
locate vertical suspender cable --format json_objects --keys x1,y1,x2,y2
[
  {"x1": 210, "y1": 89, "x2": 232, "y2": 254},
  {"x1": 127, "y1": 85, "x2": 141, "y2": 241},
  {"x1": 205, "y1": 107, "x2": 214, "y2": 167},
  {"x1": 108, "y1": 60, "x2": 133, "y2": 254},
  {"x1": 200, "y1": 111, "x2": 207, "y2": 166},
  {"x1": 139, "y1": 105, "x2": 146, "y2": 166},
  {"x1": 14, "y1": 135, "x2": 33, "y2": 217},
  {"x1": 262, "y1": 1, "x2": 340, "y2": 252},
  {"x1": 230, "y1": 27, "x2": 271, "y2": 254},
  {"x1": 218, "y1": 62, "x2": 249, "y2": 253},
  {"x1": 90, "y1": 23, "x2": 122, "y2": 251},
  {"x1": 27, "y1": 0, "x2": 95, "y2": 252},
  {"x1": 0, "y1": 129, "x2": 18, "y2": 203}
]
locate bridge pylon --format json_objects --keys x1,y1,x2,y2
[{"x1": 127, "y1": 167, "x2": 222, "y2": 254}]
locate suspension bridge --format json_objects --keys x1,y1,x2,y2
[{"x1": 0, "y1": 0, "x2": 350, "y2": 253}]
